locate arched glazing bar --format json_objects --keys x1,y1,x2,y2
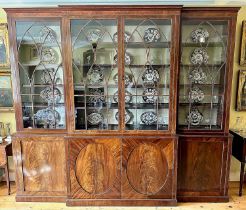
[
  {"x1": 16, "y1": 21, "x2": 65, "y2": 129},
  {"x1": 179, "y1": 19, "x2": 228, "y2": 130},
  {"x1": 124, "y1": 18, "x2": 171, "y2": 130},
  {"x1": 71, "y1": 18, "x2": 118, "y2": 130}
]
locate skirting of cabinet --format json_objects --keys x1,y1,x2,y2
[
  {"x1": 66, "y1": 199, "x2": 177, "y2": 206},
  {"x1": 177, "y1": 196, "x2": 229, "y2": 203},
  {"x1": 16, "y1": 195, "x2": 67, "y2": 202}
]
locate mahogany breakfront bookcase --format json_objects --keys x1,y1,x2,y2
[{"x1": 4, "y1": 6, "x2": 239, "y2": 206}]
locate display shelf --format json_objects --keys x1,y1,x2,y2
[
  {"x1": 78, "y1": 64, "x2": 170, "y2": 68},
  {"x1": 179, "y1": 84, "x2": 223, "y2": 87},
  {"x1": 74, "y1": 103, "x2": 169, "y2": 109},
  {"x1": 22, "y1": 103, "x2": 65, "y2": 107},
  {"x1": 181, "y1": 42, "x2": 225, "y2": 47},
  {"x1": 126, "y1": 42, "x2": 170, "y2": 48},
  {"x1": 74, "y1": 41, "x2": 170, "y2": 49},
  {"x1": 178, "y1": 124, "x2": 222, "y2": 130},
  {"x1": 75, "y1": 124, "x2": 119, "y2": 130},
  {"x1": 126, "y1": 103, "x2": 169, "y2": 109},
  {"x1": 21, "y1": 94, "x2": 64, "y2": 97},
  {"x1": 74, "y1": 84, "x2": 170, "y2": 90},
  {"x1": 125, "y1": 124, "x2": 168, "y2": 130},
  {"x1": 22, "y1": 84, "x2": 64, "y2": 88},
  {"x1": 17, "y1": 41, "x2": 62, "y2": 46},
  {"x1": 178, "y1": 102, "x2": 222, "y2": 107},
  {"x1": 181, "y1": 63, "x2": 225, "y2": 67}
]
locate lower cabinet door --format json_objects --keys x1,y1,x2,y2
[
  {"x1": 13, "y1": 136, "x2": 67, "y2": 199},
  {"x1": 68, "y1": 137, "x2": 121, "y2": 199},
  {"x1": 122, "y1": 137, "x2": 177, "y2": 199},
  {"x1": 177, "y1": 136, "x2": 232, "y2": 201}
]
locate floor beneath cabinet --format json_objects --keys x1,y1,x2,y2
[{"x1": 0, "y1": 182, "x2": 245, "y2": 210}]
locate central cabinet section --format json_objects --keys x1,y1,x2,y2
[
  {"x1": 66, "y1": 10, "x2": 180, "y2": 205},
  {"x1": 70, "y1": 16, "x2": 174, "y2": 132}
]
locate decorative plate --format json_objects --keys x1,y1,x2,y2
[
  {"x1": 186, "y1": 108, "x2": 203, "y2": 126},
  {"x1": 35, "y1": 108, "x2": 61, "y2": 128},
  {"x1": 87, "y1": 111, "x2": 104, "y2": 125},
  {"x1": 113, "y1": 32, "x2": 131, "y2": 43},
  {"x1": 41, "y1": 68, "x2": 56, "y2": 84},
  {"x1": 86, "y1": 65, "x2": 104, "y2": 85},
  {"x1": 40, "y1": 27, "x2": 57, "y2": 43},
  {"x1": 189, "y1": 67, "x2": 207, "y2": 84},
  {"x1": 190, "y1": 48, "x2": 209, "y2": 65},
  {"x1": 142, "y1": 67, "x2": 160, "y2": 86},
  {"x1": 144, "y1": 28, "x2": 161, "y2": 43},
  {"x1": 87, "y1": 88, "x2": 105, "y2": 103},
  {"x1": 188, "y1": 86, "x2": 205, "y2": 103},
  {"x1": 191, "y1": 28, "x2": 209, "y2": 43},
  {"x1": 115, "y1": 109, "x2": 133, "y2": 124},
  {"x1": 42, "y1": 69, "x2": 53, "y2": 84},
  {"x1": 140, "y1": 111, "x2": 158, "y2": 125},
  {"x1": 85, "y1": 28, "x2": 103, "y2": 43},
  {"x1": 41, "y1": 47, "x2": 57, "y2": 64},
  {"x1": 113, "y1": 72, "x2": 133, "y2": 86},
  {"x1": 114, "y1": 52, "x2": 132, "y2": 65},
  {"x1": 142, "y1": 88, "x2": 158, "y2": 103},
  {"x1": 40, "y1": 87, "x2": 62, "y2": 104},
  {"x1": 113, "y1": 90, "x2": 132, "y2": 103}
]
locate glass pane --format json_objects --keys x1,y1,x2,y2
[
  {"x1": 124, "y1": 19, "x2": 171, "y2": 130},
  {"x1": 178, "y1": 20, "x2": 228, "y2": 130},
  {"x1": 16, "y1": 21, "x2": 66, "y2": 129},
  {"x1": 71, "y1": 19, "x2": 118, "y2": 130}
]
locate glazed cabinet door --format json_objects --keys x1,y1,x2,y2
[
  {"x1": 178, "y1": 18, "x2": 230, "y2": 131},
  {"x1": 14, "y1": 20, "x2": 66, "y2": 130},
  {"x1": 122, "y1": 137, "x2": 177, "y2": 199},
  {"x1": 69, "y1": 15, "x2": 179, "y2": 133},
  {"x1": 122, "y1": 17, "x2": 178, "y2": 133},
  {"x1": 68, "y1": 137, "x2": 121, "y2": 199},
  {"x1": 70, "y1": 19, "x2": 120, "y2": 131}
]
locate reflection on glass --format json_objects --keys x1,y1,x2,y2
[
  {"x1": 16, "y1": 21, "x2": 65, "y2": 129},
  {"x1": 178, "y1": 20, "x2": 228, "y2": 130},
  {"x1": 71, "y1": 19, "x2": 118, "y2": 130},
  {"x1": 124, "y1": 19, "x2": 171, "y2": 130}
]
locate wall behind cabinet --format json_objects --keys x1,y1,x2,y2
[{"x1": 0, "y1": 6, "x2": 245, "y2": 181}]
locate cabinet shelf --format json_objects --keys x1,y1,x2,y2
[
  {"x1": 21, "y1": 93, "x2": 64, "y2": 96},
  {"x1": 125, "y1": 124, "x2": 168, "y2": 130},
  {"x1": 75, "y1": 41, "x2": 171, "y2": 49},
  {"x1": 74, "y1": 84, "x2": 170, "y2": 90},
  {"x1": 75, "y1": 103, "x2": 169, "y2": 109},
  {"x1": 75, "y1": 124, "x2": 119, "y2": 130},
  {"x1": 22, "y1": 103, "x2": 65, "y2": 107},
  {"x1": 22, "y1": 84, "x2": 64, "y2": 88},
  {"x1": 178, "y1": 102, "x2": 221, "y2": 107},
  {"x1": 126, "y1": 42, "x2": 171, "y2": 48},
  {"x1": 18, "y1": 41, "x2": 62, "y2": 46},
  {"x1": 76, "y1": 64, "x2": 170, "y2": 68},
  {"x1": 181, "y1": 42, "x2": 225, "y2": 47},
  {"x1": 178, "y1": 124, "x2": 221, "y2": 130},
  {"x1": 181, "y1": 63, "x2": 225, "y2": 67},
  {"x1": 179, "y1": 84, "x2": 223, "y2": 87}
]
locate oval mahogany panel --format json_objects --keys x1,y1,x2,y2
[
  {"x1": 75, "y1": 143, "x2": 116, "y2": 194},
  {"x1": 126, "y1": 143, "x2": 169, "y2": 195}
]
